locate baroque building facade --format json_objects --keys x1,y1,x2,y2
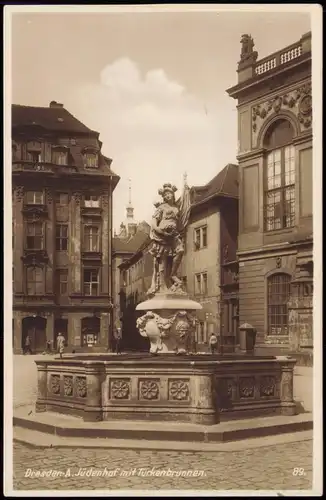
[
  {"x1": 227, "y1": 32, "x2": 313, "y2": 359},
  {"x1": 180, "y1": 164, "x2": 239, "y2": 352},
  {"x1": 12, "y1": 101, "x2": 119, "y2": 353}
]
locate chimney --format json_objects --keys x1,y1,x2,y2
[{"x1": 49, "y1": 101, "x2": 64, "y2": 108}]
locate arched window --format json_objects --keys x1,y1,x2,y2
[
  {"x1": 26, "y1": 266, "x2": 44, "y2": 295},
  {"x1": 267, "y1": 273, "x2": 291, "y2": 336},
  {"x1": 264, "y1": 119, "x2": 296, "y2": 231}
]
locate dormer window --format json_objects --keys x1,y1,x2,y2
[
  {"x1": 84, "y1": 194, "x2": 100, "y2": 208},
  {"x1": 52, "y1": 148, "x2": 68, "y2": 166},
  {"x1": 83, "y1": 149, "x2": 98, "y2": 169}
]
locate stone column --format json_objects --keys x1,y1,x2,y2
[
  {"x1": 71, "y1": 192, "x2": 82, "y2": 293},
  {"x1": 101, "y1": 193, "x2": 109, "y2": 295},
  {"x1": 280, "y1": 359, "x2": 297, "y2": 416},
  {"x1": 193, "y1": 371, "x2": 219, "y2": 425},
  {"x1": 14, "y1": 186, "x2": 24, "y2": 294},
  {"x1": 35, "y1": 362, "x2": 48, "y2": 412},
  {"x1": 45, "y1": 188, "x2": 54, "y2": 294},
  {"x1": 70, "y1": 314, "x2": 82, "y2": 348},
  {"x1": 13, "y1": 310, "x2": 22, "y2": 354},
  {"x1": 83, "y1": 363, "x2": 104, "y2": 422},
  {"x1": 100, "y1": 312, "x2": 109, "y2": 348}
]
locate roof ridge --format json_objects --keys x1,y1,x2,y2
[{"x1": 219, "y1": 164, "x2": 231, "y2": 195}]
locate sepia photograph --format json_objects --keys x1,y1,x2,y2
[{"x1": 4, "y1": 4, "x2": 322, "y2": 496}]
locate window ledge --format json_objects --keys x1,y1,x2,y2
[{"x1": 264, "y1": 228, "x2": 295, "y2": 237}]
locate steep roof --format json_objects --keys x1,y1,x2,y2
[
  {"x1": 12, "y1": 103, "x2": 98, "y2": 135},
  {"x1": 191, "y1": 163, "x2": 238, "y2": 206},
  {"x1": 118, "y1": 234, "x2": 151, "y2": 269},
  {"x1": 113, "y1": 229, "x2": 150, "y2": 255}
]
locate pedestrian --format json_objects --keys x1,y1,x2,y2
[
  {"x1": 56, "y1": 332, "x2": 65, "y2": 359},
  {"x1": 24, "y1": 335, "x2": 32, "y2": 355},
  {"x1": 115, "y1": 328, "x2": 122, "y2": 355},
  {"x1": 209, "y1": 333, "x2": 218, "y2": 354},
  {"x1": 46, "y1": 339, "x2": 51, "y2": 354}
]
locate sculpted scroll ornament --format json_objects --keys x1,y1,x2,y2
[
  {"x1": 260, "y1": 376, "x2": 276, "y2": 397},
  {"x1": 239, "y1": 377, "x2": 255, "y2": 398},
  {"x1": 63, "y1": 376, "x2": 73, "y2": 396},
  {"x1": 76, "y1": 377, "x2": 87, "y2": 398},
  {"x1": 136, "y1": 311, "x2": 175, "y2": 354},
  {"x1": 73, "y1": 191, "x2": 82, "y2": 206},
  {"x1": 50, "y1": 375, "x2": 60, "y2": 395},
  {"x1": 15, "y1": 186, "x2": 24, "y2": 202},
  {"x1": 136, "y1": 310, "x2": 195, "y2": 354}
]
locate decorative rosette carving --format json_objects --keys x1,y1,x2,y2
[
  {"x1": 169, "y1": 380, "x2": 189, "y2": 401},
  {"x1": 110, "y1": 379, "x2": 130, "y2": 399},
  {"x1": 140, "y1": 380, "x2": 159, "y2": 400}
]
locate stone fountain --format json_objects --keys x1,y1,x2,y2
[{"x1": 32, "y1": 182, "x2": 299, "y2": 430}]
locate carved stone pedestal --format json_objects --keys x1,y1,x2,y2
[
  {"x1": 135, "y1": 293, "x2": 202, "y2": 354},
  {"x1": 34, "y1": 354, "x2": 298, "y2": 425}
]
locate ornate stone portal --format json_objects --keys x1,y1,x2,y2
[{"x1": 135, "y1": 181, "x2": 202, "y2": 354}]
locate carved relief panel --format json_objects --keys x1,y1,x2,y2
[{"x1": 252, "y1": 82, "x2": 312, "y2": 148}]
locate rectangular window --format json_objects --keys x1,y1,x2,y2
[
  {"x1": 26, "y1": 222, "x2": 44, "y2": 250},
  {"x1": 194, "y1": 226, "x2": 208, "y2": 249},
  {"x1": 267, "y1": 273, "x2": 291, "y2": 336},
  {"x1": 26, "y1": 266, "x2": 44, "y2": 295},
  {"x1": 84, "y1": 153, "x2": 98, "y2": 168},
  {"x1": 26, "y1": 191, "x2": 44, "y2": 205},
  {"x1": 195, "y1": 272, "x2": 208, "y2": 296},
  {"x1": 265, "y1": 145, "x2": 295, "y2": 231},
  {"x1": 52, "y1": 150, "x2": 68, "y2": 165},
  {"x1": 56, "y1": 193, "x2": 69, "y2": 205},
  {"x1": 56, "y1": 269, "x2": 68, "y2": 295},
  {"x1": 83, "y1": 225, "x2": 100, "y2": 252},
  {"x1": 84, "y1": 194, "x2": 100, "y2": 208},
  {"x1": 83, "y1": 269, "x2": 99, "y2": 296},
  {"x1": 197, "y1": 321, "x2": 205, "y2": 343},
  {"x1": 56, "y1": 224, "x2": 68, "y2": 251}
]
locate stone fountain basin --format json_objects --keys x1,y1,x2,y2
[{"x1": 35, "y1": 354, "x2": 297, "y2": 426}]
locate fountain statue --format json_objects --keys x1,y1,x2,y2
[{"x1": 136, "y1": 180, "x2": 202, "y2": 354}]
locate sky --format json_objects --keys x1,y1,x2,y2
[{"x1": 9, "y1": 7, "x2": 311, "y2": 231}]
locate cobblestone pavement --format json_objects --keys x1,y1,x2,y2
[{"x1": 12, "y1": 440, "x2": 312, "y2": 491}]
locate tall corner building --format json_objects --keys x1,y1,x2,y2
[
  {"x1": 12, "y1": 101, "x2": 120, "y2": 353},
  {"x1": 226, "y1": 32, "x2": 313, "y2": 359}
]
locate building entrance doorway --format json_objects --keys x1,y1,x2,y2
[
  {"x1": 81, "y1": 317, "x2": 100, "y2": 348},
  {"x1": 54, "y1": 318, "x2": 68, "y2": 347},
  {"x1": 22, "y1": 316, "x2": 47, "y2": 353}
]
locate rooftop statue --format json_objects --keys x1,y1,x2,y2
[{"x1": 147, "y1": 180, "x2": 191, "y2": 296}]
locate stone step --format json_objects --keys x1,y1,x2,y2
[{"x1": 13, "y1": 405, "x2": 313, "y2": 445}]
